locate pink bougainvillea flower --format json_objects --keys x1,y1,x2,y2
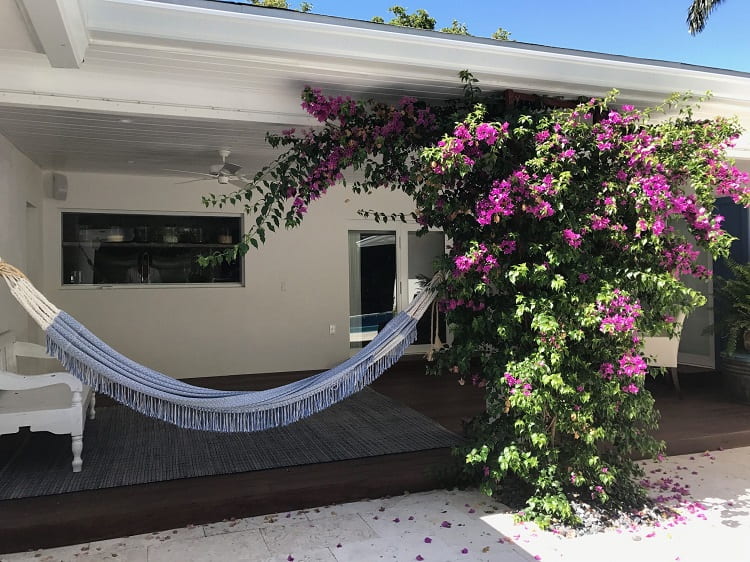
[
  {"x1": 461, "y1": 548, "x2": 469, "y2": 554},
  {"x1": 622, "y1": 383, "x2": 640, "y2": 394},
  {"x1": 441, "y1": 521, "x2": 452, "y2": 528},
  {"x1": 562, "y1": 229, "x2": 583, "y2": 248},
  {"x1": 393, "y1": 518, "x2": 400, "y2": 523},
  {"x1": 287, "y1": 556, "x2": 294, "y2": 562},
  {"x1": 476, "y1": 123, "x2": 500, "y2": 145},
  {"x1": 416, "y1": 556, "x2": 424, "y2": 561},
  {"x1": 424, "y1": 537, "x2": 433, "y2": 543}
]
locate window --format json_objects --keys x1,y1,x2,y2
[{"x1": 61, "y1": 212, "x2": 242, "y2": 286}]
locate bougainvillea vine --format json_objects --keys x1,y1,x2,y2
[{"x1": 203, "y1": 73, "x2": 750, "y2": 527}]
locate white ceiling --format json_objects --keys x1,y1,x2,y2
[
  {"x1": 0, "y1": 104, "x2": 285, "y2": 175},
  {"x1": 0, "y1": 0, "x2": 40, "y2": 54},
  {"x1": 2, "y1": 0, "x2": 750, "y2": 180}
]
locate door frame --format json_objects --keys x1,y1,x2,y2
[{"x1": 346, "y1": 219, "x2": 447, "y2": 356}]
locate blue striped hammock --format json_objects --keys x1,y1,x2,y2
[{"x1": 0, "y1": 259, "x2": 440, "y2": 432}]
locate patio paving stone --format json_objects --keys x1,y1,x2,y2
[
  {"x1": 3, "y1": 446, "x2": 750, "y2": 561},
  {"x1": 146, "y1": 529, "x2": 269, "y2": 562}
]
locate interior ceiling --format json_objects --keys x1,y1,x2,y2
[
  {"x1": 0, "y1": 105, "x2": 287, "y2": 176},
  {"x1": 0, "y1": 0, "x2": 40, "y2": 54}
]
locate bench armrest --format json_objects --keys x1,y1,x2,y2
[
  {"x1": 0, "y1": 370, "x2": 83, "y2": 392},
  {"x1": 13, "y1": 341, "x2": 53, "y2": 360}
]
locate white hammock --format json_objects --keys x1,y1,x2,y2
[{"x1": 0, "y1": 259, "x2": 440, "y2": 432}]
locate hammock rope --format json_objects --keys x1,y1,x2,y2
[{"x1": 0, "y1": 258, "x2": 442, "y2": 432}]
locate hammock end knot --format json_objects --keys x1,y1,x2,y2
[{"x1": 0, "y1": 260, "x2": 27, "y2": 280}]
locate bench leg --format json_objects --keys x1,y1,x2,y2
[
  {"x1": 670, "y1": 367, "x2": 682, "y2": 398},
  {"x1": 88, "y1": 393, "x2": 96, "y2": 420},
  {"x1": 71, "y1": 434, "x2": 83, "y2": 472}
]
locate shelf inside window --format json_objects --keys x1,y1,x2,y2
[{"x1": 61, "y1": 212, "x2": 243, "y2": 286}]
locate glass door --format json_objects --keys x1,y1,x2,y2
[
  {"x1": 677, "y1": 253, "x2": 715, "y2": 368},
  {"x1": 348, "y1": 227, "x2": 445, "y2": 352},
  {"x1": 674, "y1": 219, "x2": 715, "y2": 369},
  {"x1": 348, "y1": 231, "x2": 397, "y2": 349},
  {"x1": 404, "y1": 231, "x2": 447, "y2": 349}
]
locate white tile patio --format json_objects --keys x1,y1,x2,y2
[{"x1": 3, "y1": 446, "x2": 750, "y2": 562}]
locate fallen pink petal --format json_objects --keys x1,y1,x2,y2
[
  {"x1": 461, "y1": 548, "x2": 469, "y2": 554},
  {"x1": 441, "y1": 521, "x2": 452, "y2": 528},
  {"x1": 416, "y1": 556, "x2": 424, "y2": 561},
  {"x1": 424, "y1": 537, "x2": 432, "y2": 544}
]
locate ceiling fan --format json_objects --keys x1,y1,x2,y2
[{"x1": 165, "y1": 149, "x2": 250, "y2": 186}]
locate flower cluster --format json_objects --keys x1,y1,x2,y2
[
  {"x1": 291, "y1": 88, "x2": 437, "y2": 217},
  {"x1": 475, "y1": 168, "x2": 558, "y2": 225},
  {"x1": 439, "y1": 297, "x2": 486, "y2": 312},
  {"x1": 618, "y1": 350, "x2": 648, "y2": 378},
  {"x1": 452, "y1": 241, "x2": 515, "y2": 283},
  {"x1": 597, "y1": 290, "x2": 643, "y2": 334},
  {"x1": 710, "y1": 159, "x2": 750, "y2": 203},
  {"x1": 300, "y1": 88, "x2": 357, "y2": 123},
  {"x1": 599, "y1": 350, "x2": 647, "y2": 394},
  {"x1": 562, "y1": 229, "x2": 583, "y2": 248},
  {"x1": 660, "y1": 242, "x2": 711, "y2": 279},
  {"x1": 504, "y1": 372, "x2": 533, "y2": 396},
  {"x1": 433, "y1": 120, "x2": 509, "y2": 175}
]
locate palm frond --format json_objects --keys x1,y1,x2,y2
[{"x1": 687, "y1": 0, "x2": 726, "y2": 35}]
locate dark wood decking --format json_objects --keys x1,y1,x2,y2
[
  {"x1": 1, "y1": 361, "x2": 749, "y2": 554},
  {"x1": 651, "y1": 370, "x2": 750, "y2": 455}
]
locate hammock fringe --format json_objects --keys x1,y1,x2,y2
[
  {"x1": 2, "y1": 256, "x2": 442, "y2": 433},
  {"x1": 46, "y1": 325, "x2": 418, "y2": 432}
]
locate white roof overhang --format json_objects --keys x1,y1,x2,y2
[{"x1": 2, "y1": 0, "x2": 750, "y2": 174}]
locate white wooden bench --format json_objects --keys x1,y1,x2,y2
[{"x1": 0, "y1": 331, "x2": 95, "y2": 472}]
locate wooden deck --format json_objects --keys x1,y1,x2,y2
[{"x1": 1, "y1": 361, "x2": 749, "y2": 554}]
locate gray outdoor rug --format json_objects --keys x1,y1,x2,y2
[{"x1": 0, "y1": 388, "x2": 462, "y2": 500}]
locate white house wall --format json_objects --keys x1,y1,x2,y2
[
  {"x1": 40, "y1": 170, "x2": 416, "y2": 379},
  {"x1": 0, "y1": 132, "x2": 43, "y2": 341}
]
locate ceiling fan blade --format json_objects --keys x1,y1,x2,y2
[
  {"x1": 175, "y1": 178, "x2": 212, "y2": 185},
  {"x1": 221, "y1": 162, "x2": 242, "y2": 175},
  {"x1": 163, "y1": 168, "x2": 217, "y2": 178}
]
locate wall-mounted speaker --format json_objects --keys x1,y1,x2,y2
[{"x1": 52, "y1": 173, "x2": 68, "y2": 200}]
